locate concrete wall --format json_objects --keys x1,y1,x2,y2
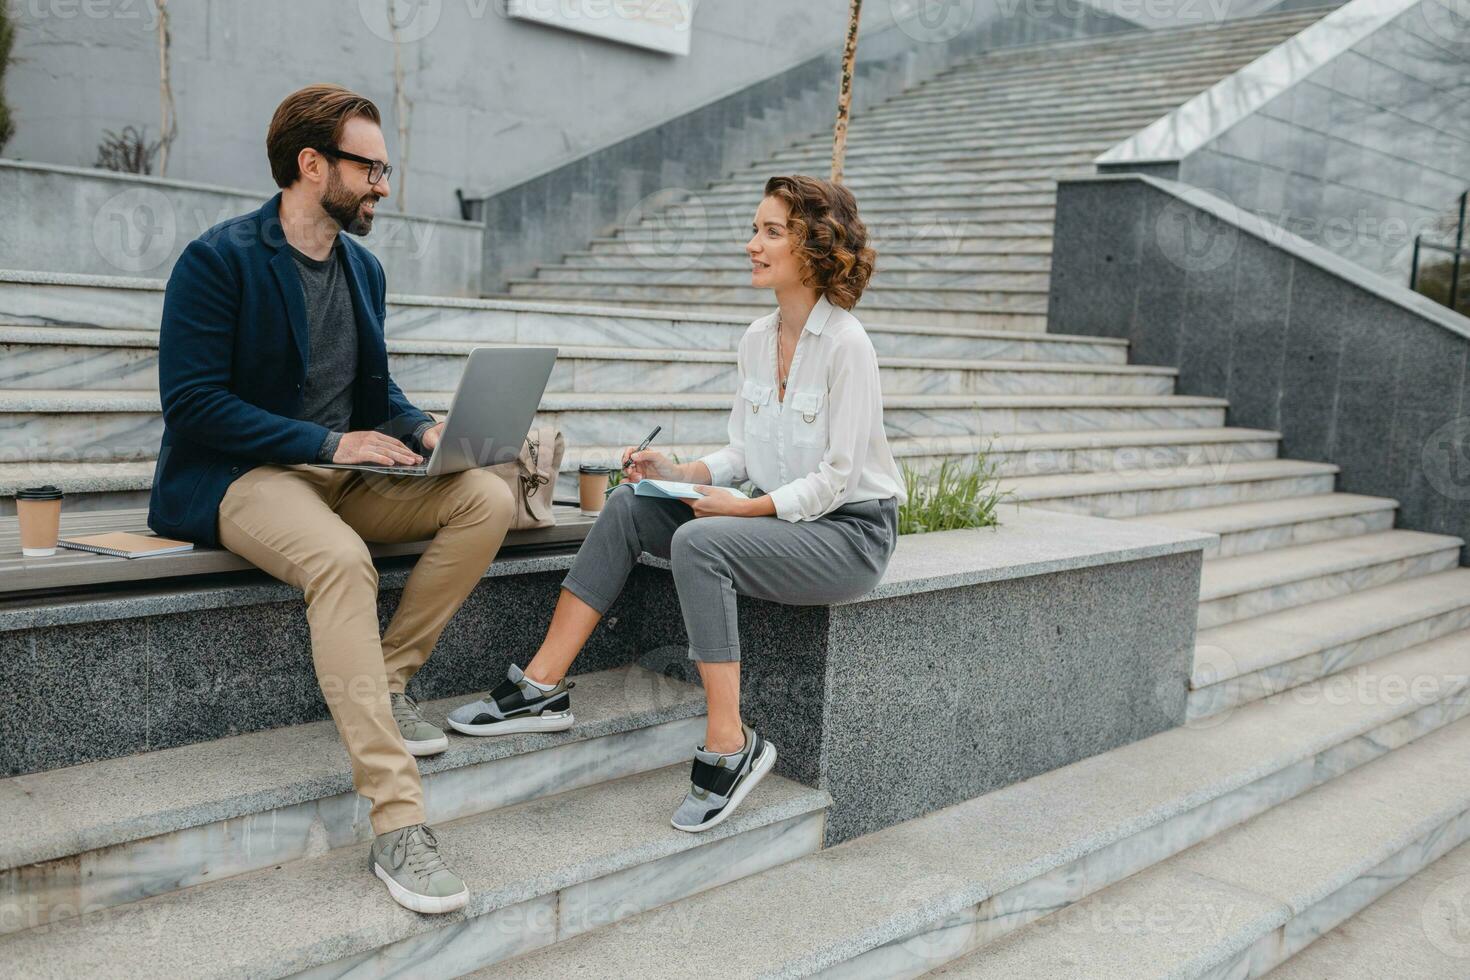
[
  {"x1": 1099, "y1": 0, "x2": 1470, "y2": 282},
  {"x1": 0, "y1": 159, "x2": 483, "y2": 294},
  {"x1": 3, "y1": 0, "x2": 917, "y2": 221},
  {"x1": 1048, "y1": 174, "x2": 1470, "y2": 564}
]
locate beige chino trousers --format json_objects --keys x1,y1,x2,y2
[{"x1": 217, "y1": 463, "x2": 515, "y2": 835}]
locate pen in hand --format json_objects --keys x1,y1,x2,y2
[{"x1": 609, "y1": 425, "x2": 662, "y2": 493}]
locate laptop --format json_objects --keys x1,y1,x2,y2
[{"x1": 320, "y1": 346, "x2": 557, "y2": 477}]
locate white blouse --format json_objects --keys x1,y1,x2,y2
[{"x1": 697, "y1": 295, "x2": 907, "y2": 522}]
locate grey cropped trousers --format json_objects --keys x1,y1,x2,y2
[{"x1": 561, "y1": 482, "x2": 900, "y2": 662}]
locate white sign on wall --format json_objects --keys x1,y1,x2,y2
[{"x1": 507, "y1": 0, "x2": 695, "y2": 56}]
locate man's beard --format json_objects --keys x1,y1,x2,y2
[{"x1": 321, "y1": 165, "x2": 376, "y2": 236}]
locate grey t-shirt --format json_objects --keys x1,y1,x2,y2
[{"x1": 289, "y1": 241, "x2": 359, "y2": 462}]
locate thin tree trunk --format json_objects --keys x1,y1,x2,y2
[
  {"x1": 156, "y1": 0, "x2": 177, "y2": 177},
  {"x1": 389, "y1": 1, "x2": 412, "y2": 211},
  {"x1": 831, "y1": 0, "x2": 863, "y2": 184}
]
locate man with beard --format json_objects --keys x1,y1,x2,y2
[{"x1": 148, "y1": 84, "x2": 515, "y2": 913}]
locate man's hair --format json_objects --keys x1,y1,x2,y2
[{"x1": 266, "y1": 84, "x2": 381, "y2": 189}]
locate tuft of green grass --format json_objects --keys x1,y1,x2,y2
[
  {"x1": 1413, "y1": 259, "x2": 1470, "y2": 317},
  {"x1": 897, "y1": 449, "x2": 1010, "y2": 535}
]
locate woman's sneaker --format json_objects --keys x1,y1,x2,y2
[
  {"x1": 670, "y1": 722, "x2": 777, "y2": 833},
  {"x1": 446, "y1": 664, "x2": 575, "y2": 736},
  {"x1": 370, "y1": 823, "x2": 468, "y2": 914}
]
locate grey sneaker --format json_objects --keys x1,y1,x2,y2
[
  {"x1": 446, "y1": 664, "x2": 575, "y2": 737},
  {"x1": 670, "y1": 722, "x2": 777, "y2": 833},
  {"x1": 370, "y1": 823, "x2": 468, "y2": 914},
  {"x1": 390, "y1": 692, "x2": 448, "y2": 756}
]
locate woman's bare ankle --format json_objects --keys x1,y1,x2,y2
[{"x1": 704, "y1": 728, "x2": 747, "y2": 755}]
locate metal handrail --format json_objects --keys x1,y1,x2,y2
[{"x1": 1410, "y1": 190, "x2": 1467, "y2": 311}]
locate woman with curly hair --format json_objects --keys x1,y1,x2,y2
[{"x1": 449, "y1": 175, "x2": 906, "y2": 831}]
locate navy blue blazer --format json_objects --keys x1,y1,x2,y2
[{"x1": 147, "y1": 193, "x2": 433, "y2": 547}]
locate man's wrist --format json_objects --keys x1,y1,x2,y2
[{"x1": 317, "y1": 431, "x2": 345, "y2": 463}]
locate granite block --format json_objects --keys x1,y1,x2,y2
[
  {"x1": 1, "y1": 621, "x2": 150, "y2": 775},
  {"x1": 0, "y1": 564, "x2": 648, "y2": 776},
  {"x1": 1051, "y1": 174, "x2": 1470, "y2": 569}
]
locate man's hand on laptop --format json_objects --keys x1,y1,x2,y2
[
  {"x1": 421, "y1": 421, "x2": 446, "y2": 451},
  {"x1": 333, "y1": 431, "x2": 425, "y2": 466}
]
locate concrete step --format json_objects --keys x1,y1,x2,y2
[
  {"x1": 930, "y1": 700, "x2": 1470, "y2": 979},
  {"x1": 556, "y1": 249, "x2": 1053, "y2": 273},
  {"x1": 2, "y1": 427, "x2": 1281, "y2": 516},
  {"x1": 907, "y1": 62, "x2": 1279, "y2": 106},
  {"x1": 1197, "y1": 530, "x2": 1467, "y2": 631},
  {"x1": 943, "y1": 13, "x2": 1322, "y2": 66},
  {"x1": 690, "y1": 182, "x2": 1065, "y2": 210},
  {"x1": 900, "y1": 59, "x2": 1274, "y2": 101},
  {"x1": 1119, "y1": 492, "x2": 1400, "y2": 559},
  {"x1": 0, "y1": 665, "x2": 713, "y2": 934},
  {"x1": 0, "y1": 325, "x2": 1174, "y2": 397},
  {"x1": 755, "y1": 144, "x2": 1106, "y2": 171},
  {"x1": 722, "y1": 152, "x2": 1100, "y2": 184},
  {"x1": 824, "y1": 99, "x2": 1190, "y2": 135},
  {"x1": 833, "y1": 109, "x2": 1177, "y2": 145},
  {"x1": 928, "y1": 10, "x2": 1323, "y2": 77},
  {"x1": 0, "y1": 270, "x2": 1125, "y2": 354},
  {"x1": 1265, "y1": 836, "x2": 1470, "y2": 978},
  {"x1": 602, "y1": 217, "x2": 1057, "y2": 243},
  {"x1": 522, "y1": 267, "x2": 1053, "y2": 294},
  {"x1": 626, "y1": 201, "x2": 1058, "y2": 227},
  {"x1": 0, "y1": 389, "x2": 1229, "y2": 462},
  {"x1": 840, "y1": 102, "x2": 1193, "y2": 140},
  {"x1": 911, "y1": 39, "x2": 1305, "y2": 86},
  {"x1": 657, "y1": 190, "x2": 1058, "y2": 213},
  {"x1": 503, "y1": 279, "x2": 1051, "y2": 316},
  {"x1": 466, "y1": 633, "x2": 1470, "y2": 978},
  {"x1": 480, "y1": 295, "x2": 1051, "y2": 332},
  {"x1": 586, "y1": 235, "x2": 1058, "y2": 258},
  {"x1": 0, "y1": 755, "x2": 827, "y2": 977},
  {"x1": 1002, "y1": 458, "x2": 1339, "y2": 520},
  {"x1": 1191, "y1": 568, "x2": 1470, "y2": 723}
]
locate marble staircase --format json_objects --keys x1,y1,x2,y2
[
  {"x1": 497, "y1": 8, "x2": 1330, "y2": 328},
  {"x1": 464, "y1": 629, "x2": 1470, "y2": 978},
  {"x1": 0, "y1": 665, "x2": 830, "y2": 975}
]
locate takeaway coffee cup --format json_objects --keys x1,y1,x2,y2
[
  {"x1": 16, "y1": 485, "x2": 64, "y2": 557},
  {"x1": 578, "y1": 465, "x2": 615, "y2": 517}
]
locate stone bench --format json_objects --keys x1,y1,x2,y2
[
  {"x1": 0, "y1": 500, "x2": 1212, "y2": 845},
  {"x1": 0, "y1": 504, "x2": 596, "y2": 597}
]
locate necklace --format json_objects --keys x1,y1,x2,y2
[{"x1": 776, "y1": 311, "x2": 791, "y2": 395}]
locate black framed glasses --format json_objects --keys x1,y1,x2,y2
[{"x1": 320, "y1": 145, "x2": 393, "y2": 185}]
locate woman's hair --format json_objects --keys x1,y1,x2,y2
[{"x1": 762, "y1": 175, "x2": 876, "y2": 310}]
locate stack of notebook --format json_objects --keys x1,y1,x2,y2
[{"x1": 58, "y1": 532, "x2": 195, "y2": 559}]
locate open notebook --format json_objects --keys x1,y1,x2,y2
[
  {"x1": 626, "y1": 479, "x2": 749, "y2": 501},
  {"x1": 58, "y1": 531, "x2": 195, "y2": 559}
]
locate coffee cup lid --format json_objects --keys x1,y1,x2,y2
[
  {"x1": 578, "y1": 465, "x2": 615, "y2": 474},
  {"x1": 16, "y1": 485, "x2": 63, "y2": 501}
]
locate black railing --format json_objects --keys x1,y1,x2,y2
[{"x1": 1410, "y1": 190, "x2": 1468, "y2": 313}]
